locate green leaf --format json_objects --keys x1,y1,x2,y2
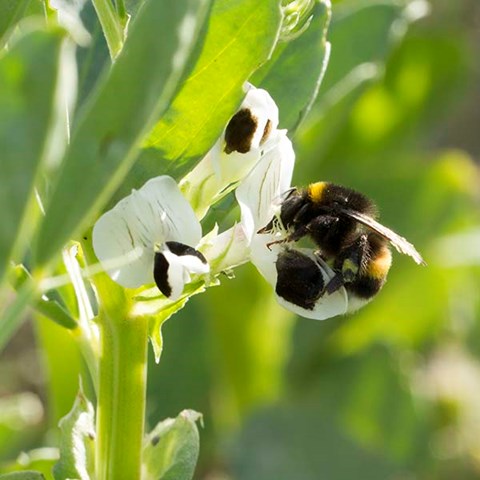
[
  {"x1": 134, "y1": 0, "x2": 283, "y2": 182},
  {"x1": 0, "y1": 25, "x2": 71, "y2": 285},
  {"x1": 230, "y1": 403, "x2": 398, "y2": 480},
  {"x1": 319, "y1": 0, "x2": 425, "y2": 94},
  {"x1": 143, "y1": 410, "x2": 202, "y2": 480},
  {"x1": 0, "y1": 0, "x2": 31, "y2": 46},
  {"x1": 34, "y1": 0, "x2": 212, "y2": 268},
  {"x1": 10, "y1": 265, "x2": 77, "y2": 329},
  {"x1": 252, "y1": 0, "x2": 332, "y2": 132},
  {"x1": 53, "y1": 388, "x2": 95, "y2": 480},
  {"x1": 0, "y1": 472, "x2": 45, "y2": 480}
]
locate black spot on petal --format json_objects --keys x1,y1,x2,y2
[
  {"x1": 151, "y1": 435, "x2": 160, "y2": 446},
  {"x1": 224, "y1": 108, "x2": 258, "y2": 154},
  {"x1": 260, "y1": 119, "x2": 272, "y2": 145},
  {"x1": 166, "y1": 241, "x2": 207, "y2": 264},
  {"x1": 154, "y1": 251, "x2": 171, "y2": 297}
]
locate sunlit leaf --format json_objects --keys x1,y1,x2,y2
[
  {"x1": 0, "y1": 25, "x2": 72, "y2": 285},
  {"x1": 0, "y1": 0, "x2": 31, "y2": 45},
  {"x1": 142, "y1": 410, "x2": 202, "y2": 480},
  {"x1": 252, "y1": 0, "x2": 331, "y2": 132},
  {"x1": 230, "y1": 403, "x2": 398, "y2": 480},
  {"x1": 34, "y1": 0, "x2": 212, "y2": 268},
  {"x1": 132, "y1": 0, "x2": 283, "y2": 183},
  {"x1": 52, "y1": 388, "x2": 95, "y2": 480}
]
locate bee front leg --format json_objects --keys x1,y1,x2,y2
[{"x1": 324, "y1": 272, "x2": 345, "y2": 295}]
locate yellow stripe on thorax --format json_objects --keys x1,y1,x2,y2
[
  {"x1": 307, "y1": 182, "x2": 328, "y2": 203},
  {"x1": 366, "y1": 248, "x2": 392, "y2": 279}
]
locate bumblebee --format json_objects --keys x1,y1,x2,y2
[{"x1": 259, "y1": 182, "x2": 425, "y2": 312}]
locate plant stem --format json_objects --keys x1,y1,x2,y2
[
  {"x1": 91, "y1": 0, "x2": 124, "y2": 59},
  {"x1": 81, "y1": 232, "x2": 148, "y2": 479},
  {"x1": 96, "y1": 310, "x2": 148, "y2": 480}
]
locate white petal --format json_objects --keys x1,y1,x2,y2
[
  {"x1": 93, "y1": 175, "x2": 202, "y2": 288},
  {"x1": 138, "y1": 176, "x2": 202, "y2": 247},
  {"x1": 92, "y1": 206, "x2": 155, "y2": 288},
  {"x1": 250, "y1": 237, "x2": 349, "y2": 320},
  {"x1": 200, "y1": 224, "x2": 250, "y2": 273},
  {"x1": 236, "y1": 130, "x2": 295, "y2": 242},
  {"x1": 180, "y1": 85, "x2": 281, "y2": 220}
]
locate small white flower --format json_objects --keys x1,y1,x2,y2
[
  {"x1": 235, "y1": 132, "x2": 349, "y2": 320},
  {"x1": 92, "y1": 176, "x2": 209, "y2": 301},
  {"x1": 180, "y1": 84, "x2": 280, "y2": 219}
]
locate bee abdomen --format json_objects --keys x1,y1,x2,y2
[
  {"x1": 347, "y1": 275, "x2": 385, "y2": 300},
  {"x1": 275, "y1": 249, "x2": 325, "y2": 310}
]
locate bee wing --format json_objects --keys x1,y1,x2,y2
[{"x1": 339, "y1": 208, "x2": 426, "y2": 265}]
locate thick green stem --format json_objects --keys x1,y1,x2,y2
[
  {"x1": 96, "y1": 312, "x2": 148, "y2": 480},
  {"x1": 81, "y1": 232, "x2": 148, "y2": 479}
]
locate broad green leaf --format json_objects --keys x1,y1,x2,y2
[
  {"x1": 137, "y1": 0, "x2": 283, "y2": 180},
  {"x1": 230, "y1": 404, "x2": 398, "y2": 480},
  {"x1": 75, "y1": 1, "x2": 109, "y2": 108},
  {"x1": 142, "y1": 410, "x2": 202, "y2": 480},
  {"x1": 0, "y1": 26, "x2": 72, "y2": 285},
  {"x1": 0, "y1": 0, "x2": 31, "y2": 45},
  {"x1": 252, "y1": 0, "x2": 332, "y2": 132},
  {"x1": 0, "y1": 472, "x2": 45, "y2": 480},
  {"x1": 320, "y1": 0, "x2": 425, "y2": 94},
  {"x1": 35, "y1": 0, "x2": 212, "y2": 267},
  {"x1": 52, "y1": 388, "x2": 95, "y2": 480}
]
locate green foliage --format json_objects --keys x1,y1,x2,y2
[
  {"x1": 1, "y1": 0, "x2": 479, "y2": 479},
  {"x1": 52, "y1": 388, "x2": 95, "y2": 480},
  {"x1": 143, "y1": 410, "x2": 202, "y2": 480},
  {"x1": 0, "y1": 25, "x2": 69, "y2": 285},
  {"x1": 121, "y1": 0, "x2": 283, "y2": 195},
  {"x1": 253, "y1": 0, "x2": 331, "y2": 132},
  {"x1": 34, "y1": 0, "x2": 212, "y2": 268}
]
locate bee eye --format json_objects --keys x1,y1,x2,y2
[{"x1": 224, "y1": 108, "x2": 258, "y2": 154}]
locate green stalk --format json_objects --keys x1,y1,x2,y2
[
  {"x1": 91, "y1": 0, "x2": 124, "y2": 59},
  {"x1": 81, "y1": 233, "x2": 148, "y2": 479},
  {"x1": 96, "y1": 312, "x2": 148, "y2": 480}
]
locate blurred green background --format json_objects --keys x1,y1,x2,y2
[{"x1": 1, "y1": 0, "x2": 480, "y2": 478}]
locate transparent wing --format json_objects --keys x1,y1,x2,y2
[{"x1": 339, "y1": 208, "x2": 426, "y2": 265}]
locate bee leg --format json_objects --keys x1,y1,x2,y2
[
  {"x1": 324, "y1": 273, "x2": 345, "y2": 295},
  {"x1": 265, "y1": 238, "x2": 288, "y2": 250},
  {"x1": 335, "y1": 234, "x2": 369, "y2": 283},
  {"x1": 257, "y1": 218, "x2": 275, "y2": 234}
]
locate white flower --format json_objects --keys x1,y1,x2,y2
[
  {"x1": 92, "y1": 176, "x2": 209, "y2": 301},
  {"x1": 235, "y1": 132, "x2": 349, "y2": 320},
  {"x1": 180, "y1": 83, "x2": 280, "y2": 219}
]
